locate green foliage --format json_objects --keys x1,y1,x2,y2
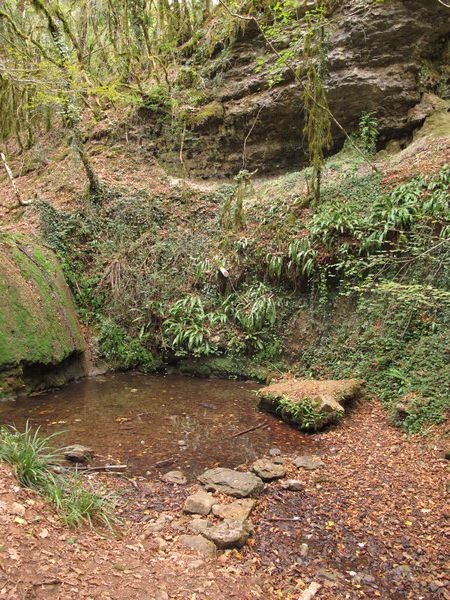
[
  {"x1": 96, "y1": 318, "x2": 158, "y2": 371},
  {"x1": 275, "y1": 395, "x2": 337, "y2": 432},
  {"x1": 141, "y1": 85, "x2": 172, "y2": 113},
  {"x1": 162, "y1": 295, "x2": 223, "y2": 357},
  {"x1": 358, "y1": 112, "x2": 379, "y2": 154}
]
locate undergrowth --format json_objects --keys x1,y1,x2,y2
[{"x1": 37, "y1": 161, "x2": 450, "y2": 433}]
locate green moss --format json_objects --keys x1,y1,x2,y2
[
  {"x1": 0, "y1": 233, "x2": 85, "y2": 374},
  {"x1": 178, "y1": 356, "x2": 282, "y2": 382},
  {"x1": 191, "y1": 101, "x2": 224, "y2": 127}
]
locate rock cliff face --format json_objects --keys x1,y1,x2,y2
[
  {"x1": 156, "y1": 0, "x2": 449, "y2": 178},
  {"x1": 0, "y1": 235, "x2": 87, "y2": 398}
]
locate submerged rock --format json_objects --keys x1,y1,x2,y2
[
  {"x1": 212, "y1": 499, "x2": 256, "y2": 521},
  {"x1": 258, "y1": 378, "x2": 364, "y2": 430},
  {"x1": 178, "y1": 534, "x2": 217, "y2": 558},
  {"x1": 200, "y1": 519, "x2": 254, "y2": 549},
  {"x1": 63, "y1": 444, "x2": 93, "y2": 463},
  {"x1": 161, "y1": 470, "x2": 187, "y2": 485},
  {"x1": 251, "y1": 458, "x2": 286, "y2": 481},
  {"x1": 183, "y1": 490, "x2": 217, "y2": 515},
  {"x1": 198, "y1": 467, "x2": 264, "y2": 498}
]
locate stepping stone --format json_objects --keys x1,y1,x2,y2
[
  {"x1": 198, "y1": 467, "x2": 264, "y2": 498},
  {"x1": 190, "y1": 518, "x2": 209, "y2": 535},
  {"x1": 183, "y1": 490, "x2": 217, "y2": 515},
  {"x1": 63, "y1": 444, "x2": 93, "y2": 463},
  {"x1": 200, "y1": 519, "x2": 254, "y2": 549},
  {"x1": 294, "y1": 455, "x2": 324, "y2": 470},
  {"x1": 161, "y1": 470, "x2": 187, "y2": 484},
  {"x1": 212, "y1": 499, "x2": 256, "y2": 521},
  {"x1": 178, "y1": 534, "x2": 217, "y2": 558},
  {"x1": 251, "y1": 458, "x2": 286, "y2": 481}
]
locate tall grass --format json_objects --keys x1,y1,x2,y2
[{"x1": 0, "y1": 423, "x2": 120, "y2": 530}]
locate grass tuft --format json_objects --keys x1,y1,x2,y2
[{"x1": 0, "y1": 423, "x2": 120, "y2": 530}]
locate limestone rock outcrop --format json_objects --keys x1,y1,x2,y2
[{"x1": 153, "y1": 0, "x2": 449, "y2": 177}]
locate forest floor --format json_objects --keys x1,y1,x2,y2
[{"x1": 0, "y1": 400, "x2": 447, "y2": 600}]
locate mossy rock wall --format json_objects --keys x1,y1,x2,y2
[{"x1": 0, "y1": 234, "x2": 86, "y2": 397}]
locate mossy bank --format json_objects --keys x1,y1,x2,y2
[{"x1": 0, "y1": 234, "x2": 87, "y2": 398}]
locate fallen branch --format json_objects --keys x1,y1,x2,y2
[{"x1": 230, "y1": 422, "x2": 267, "y2": 438}]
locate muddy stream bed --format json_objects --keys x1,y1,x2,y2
[{"x1": 0, "y1": 372, "x2": 315, "y2": 477}]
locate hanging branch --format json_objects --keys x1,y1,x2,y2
[{"x1": 217, "y1": 0, "x2": 379, "y2": 174}]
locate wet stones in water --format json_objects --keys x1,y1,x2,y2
[
  {"x1": 178, "y1": 534, "x2": 217, "y2": 558},
  {"x1": 199, "y1": 519, "x2": 254, "y2": 549},
  {"x1": 161, "y1": 470, "x2": 187, "y2": 485},
  {"x1": 183, "y1": 490, "x2": 217, "y2": 516},
  {"x1": 294, "y1": 455, "x2": 324, "y2": 470},
  {"x1": 251, "y1": 458, "x2": 286, "y2": 481},
  {"x1": 281, "y1": 480, "x2": 304, "y2": 491},
  {"x1": 63, "y1": 444, "x2": 93, "y2": 463},
  {"x1": 198, "y1": 467, "x2": 264, "y2": 498},
  {"x1": 212, "y1": 499, "x2": 256, "y2": 521}
]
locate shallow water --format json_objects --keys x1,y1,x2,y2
[{"x1": 0, "y1": 373, "x2": 315, "y2": 477}]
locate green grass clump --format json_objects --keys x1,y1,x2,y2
[
  {"x1": 47, "y1": 474, "x2": 119, "y2": 530},
  {"x1": 0, "y1": 423, "x2": 120, "y2": 530},
  {"x1": 0, "y1": 423, "x2": 61, "y2": 489}
]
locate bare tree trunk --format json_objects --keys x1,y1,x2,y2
[{"x1": 1, "y1": 151, "x2": 24, "y2": 206}]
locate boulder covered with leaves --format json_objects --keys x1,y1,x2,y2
[{"x1": 258, "y1": 378, "x2": 365, "y2": 431}]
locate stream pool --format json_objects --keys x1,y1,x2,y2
[{"x1": 0, "y1": 373, "x2": 315, "y2": 477}]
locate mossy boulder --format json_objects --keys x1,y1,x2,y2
[
  {"x1": 258, "y1": 378, "x2": 365, "y2": 431},
  {"x1": 0, "y1": 233, "x2": 86, "y2": 397}
]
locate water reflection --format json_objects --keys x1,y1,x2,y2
[{"x1": 0, "y1": 373, "x2": 314, "y2": 477}]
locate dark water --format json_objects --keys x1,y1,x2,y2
[{"x1": 0, "y1": 373, "x2": 314, "y2": 477}]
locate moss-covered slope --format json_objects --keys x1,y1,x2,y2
[{"x1": 0, "y1": 233, "x2": 86, "y2": 397}]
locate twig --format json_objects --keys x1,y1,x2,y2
[
  {"x1": 230, "y1": 422, "x2": 267, "y2": 438},
  {"x1": 265, "y1": 516, "x2": 301, "y2": 522},
  {"x1": 73, "y1": 464, "x2": 128, "y2": 473},
  {"x1": 217, "y1": 0, "x2": 379, "y2": 173}
]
